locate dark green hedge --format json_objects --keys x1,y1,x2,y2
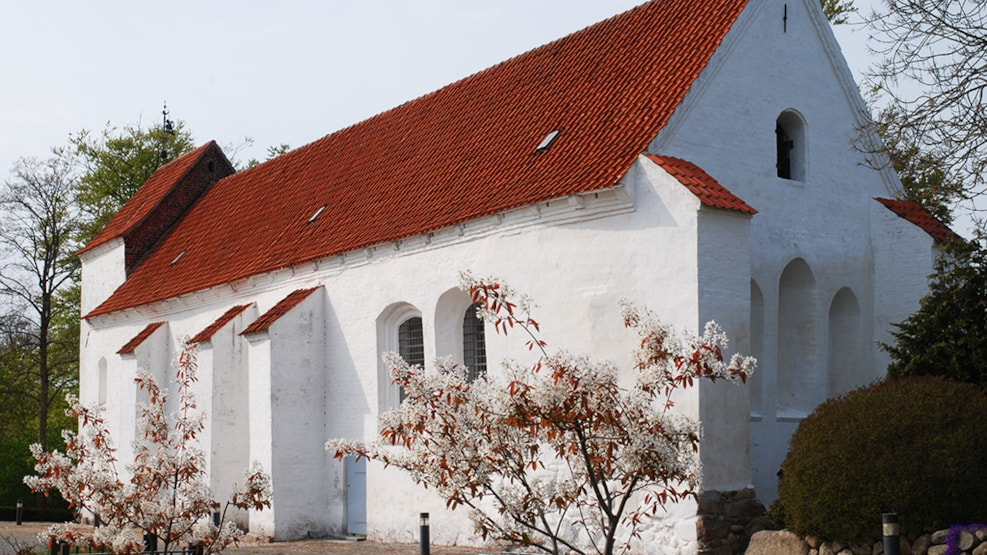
[
  {"x1": 777, "y1": 376, "x2": 987, "y2": 541},
  {"x1": 0, "y1": 505, "x2": 74, "y2": 522}
]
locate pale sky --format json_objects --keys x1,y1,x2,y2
[{"x1": 0, "y1": 1, "x2": 876, "y2": 179}]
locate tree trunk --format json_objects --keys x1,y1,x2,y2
[{"x1": 36, "y1": 298, "x2": 50, "y2": 508}]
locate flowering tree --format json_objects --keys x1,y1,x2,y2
[
  {"x1": 327, "y1": 274, "x2": 755, "y2": 555},
  {"x1": 25, "y1": 342, "x2": 271, "y2": 554}
]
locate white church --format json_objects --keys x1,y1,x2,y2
[{"x1": 77, "y1": 0, "x2": 953, "y2": 552}]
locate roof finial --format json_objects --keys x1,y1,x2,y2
[{"x1": 160, "y1": 102, "x2": 176, "y2": 161}]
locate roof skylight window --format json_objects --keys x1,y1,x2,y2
[
  {"x1": 535, "y1": 130, "x2": 561, "y2": 152},
  {"x1": 309, "y1": 205, "x2": 327, "y2": 223}
]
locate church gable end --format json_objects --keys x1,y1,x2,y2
[{"x1": 122, "y1": 143, "x2": 235, "y2": 273}]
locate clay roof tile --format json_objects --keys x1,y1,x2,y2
[
  {"x1": 875, "y1": 198, "x2": 960, "y2": 244},
  {"x1": 646, "y1": 155, "x2": 756, "y2": 214},
  {"x1": 86, "y1": 0, "x2": 748, "y2": 318},
  {"x1": 241, "y1": 288, "x2": 320, "y2": 336},
  {"x1": 189, "y1": 304, "x2": 253, "y2": 344},
  {"x1": 79, "y1": 143, "x2": 217, "y2": 256},
  {"x1": 117, "y1": 322, "x2": 166, "y2": 355}
]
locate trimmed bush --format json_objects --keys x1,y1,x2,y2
[
  {"x1": 777, "y1": 376, "x2": 987, "y2": 541},
  {"x1": 0, "y1": 505, "x2": 74, "y2": 522}
]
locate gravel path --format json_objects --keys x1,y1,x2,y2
[{"x1": 0, "y1": 523, "x2": 488, "y2": 555}]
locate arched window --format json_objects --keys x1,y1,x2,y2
[
  {"x1": 398, "y1": 316, "x2": 424, "y2": 401},
  {"x1": 462, "y1": 303, "x2": 486, "y2": 382},
  {"x1": 377, "y1": 303, "x2": 424, "y2": 411},
  {"x1": 776, "y1": 110, "x2": 806, "y2": 180}
]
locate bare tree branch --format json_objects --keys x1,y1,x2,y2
[{"x1": 866, "y1": 0, "x2": 987, "y2": 208}]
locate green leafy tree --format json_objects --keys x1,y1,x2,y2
[
  {"x1": 0, "y1": 312, "x2": 42, "y2": 504},
  {"x1": 872, "y1": 106, "x2": 964, "y2": 224},
  {"x1": 244, "y1": 142, "x2": 292, "y2": 169},
  {"x1": 820, "y1": 0, "x2": 855, "y2": 25},
  {"x1": 0, "y1": 312, "x2": 74, "y2": 506},
  {"x1": 65, "y1": 120, "x2": 195, "y2": 243},
  {"x1": 0, "y1": 157, "x2": 82, "y2": 505},
  {"x1": 883, "y1": 236, "x2": 987, "y2": 385}
]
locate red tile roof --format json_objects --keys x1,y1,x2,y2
[
  {"x1": 117, "y1": 322, "x2": 166, "y2": 355},
  {"x1": 85, "y1": 0, "x2": 749, "y2": 318},
  {"x1": 241, "y1": 288, "x2": 320, "y2": 336},
  {"x1": 79, "y1": 143, "x2": 217, "y2": 256},
  {"x1": 189, "y1": 304, "x2": 253, "y2": 344},
  {"x1": 646, "y1": 155, "x2": 756, "y2": 214},
  {"x1": 875, "y1": 198, "x2": 959, "y2": 244}
]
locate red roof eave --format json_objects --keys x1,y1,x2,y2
[
  {"x1": 117, "y1": 322, "x2": 166, "y2": 355},
  {"x1": 85, "y1": 0, "x2": 750, "y2": 318},
  {"x1": 241, "y1": 288, "x2": 321, "y2": 336},
  {"x1": 875, "y1": 198, "x2": 959, "y2": 244},
  {"x1": 646, "y1": 155, "x2": 756, "y2": 214}
]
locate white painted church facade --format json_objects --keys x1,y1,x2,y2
[{"x1": 77, "y1": 0, "x2": 950, "y2": 552}]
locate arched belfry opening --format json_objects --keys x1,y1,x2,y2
[{"x1": 776, "y1": 110, "x2": 807, "y2": 180}]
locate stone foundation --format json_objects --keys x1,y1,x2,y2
[
  {"x1": 696, "y1": 488, "x2": 774, "y2": 554},
  {"x1": 748, "y1": 524, "x2": 987, "y2": 555}
]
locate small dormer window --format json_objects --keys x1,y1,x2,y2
[
  {"x1": 535, "y1": 130, "x2": 561, "y2": 152},
  {"x1": 776, "y1": 110, "x2": 806, "y2": 180},
  {"x1": 309, "y1": 205, "x2": 327, "y2": 223}
]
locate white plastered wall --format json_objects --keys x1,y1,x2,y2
[
  {"x1": 78, "y1": 238, "x2": 127, "y2": 317},
  {"x1": 77, "y1": 0, "x2": 940, "y2": 548},
  {"x1": 196, "y1": 305, "x2": 257, "y2": 529},
  {"x1": 244, "y1": 288, "x2": 332, "y2": 539},
  {"x1": 80, "y1": 155, "x2": 719, "y2": 552},
  {"x1": 647, "y1": 0, "x2": 935, "y2": 501}
]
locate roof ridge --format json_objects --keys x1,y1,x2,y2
[{"x1": 85, "y1": 0, "x2": 750, "y2": 318}]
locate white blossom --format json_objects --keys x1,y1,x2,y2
[
  {"x1": 25, "y1": 341, "x2": 272, "y2": 554},
  {"x1": 329, "y1": 274, "x2": 756, "y2": 555}
]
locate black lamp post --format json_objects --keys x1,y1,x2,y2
[
  {"x1": 883, "y1": 513, "x2": 900, "y2": 555},
  {"x1": 420, "y1": 512, "x2": 430, "y2": 555}
]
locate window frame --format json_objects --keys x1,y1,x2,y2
[{"x1": 462, "y1": 302, "x2": 487, "y2": 382}]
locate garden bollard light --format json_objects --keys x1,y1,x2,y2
[
  {"x1": 883, "y1": 513, "x2": 900, "y2": 555},
  {"x1": 420, "y1": 512, "x2": 430, "y2": 555},
  {"x1": 15, "y1": 499, "x2": 22, "y2": 525}
]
